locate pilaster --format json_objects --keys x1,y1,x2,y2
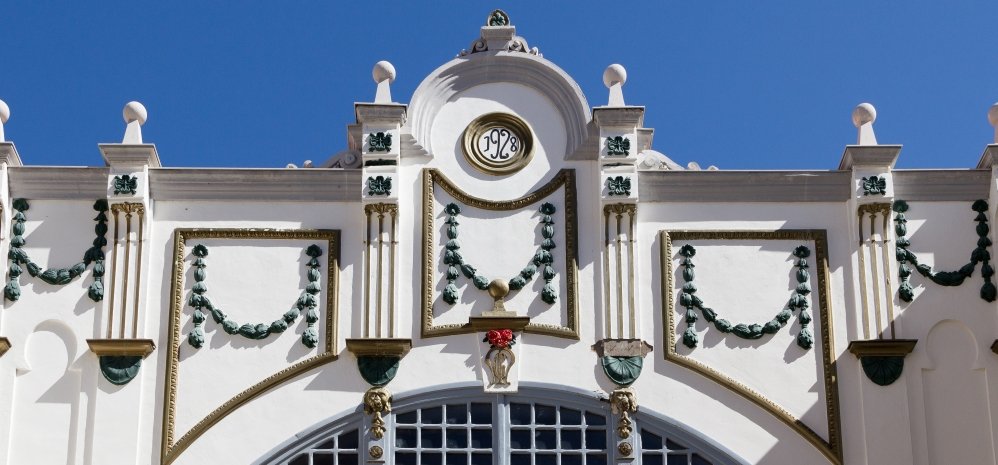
[{"x1": 89, "y1": 102, "x2": 158, "y2": 465}]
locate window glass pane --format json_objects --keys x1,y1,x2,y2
[
  {"x1": 313, "y1": 453, "x2": 334, "y2": 465},
  {"x1": 535, "y1": 404, "x2": 556, "y2": 425},
  {"x1": 396, "y1": 428, "x2": 418, "y2": 448},
  {"x1": 446, "y1": 404, "x2": 468, "y2": 424},
  {"x1": 584, "y1": 412, "x2": 606, "y2": 426},
  {"x1": 510, "y1": 453, "x2": 531, "y2": 465},
  {"x1": 666, "y1": 439, "x2": 688, "y2": 451},
  {"x1": 560, "y1": 408, "x2": 582, "y2": 425},
  {"x1": 288, "y1": 454, "x2": 309, "y2": 465},
  {"x1": 536, "y1": 454, "x2": 557, "y2": 465},
  {"x1": 642, "y1": 454, "x2": 664, "y2": 465},
  {"x1": 561, "y1": 429, "x2": 582, "y2": 449},
  {"x1": 586, "y1": 453, "x2": 607, "y2": 465},
  {"x1": 338, "y1": 453, "x2": 358, "y2": 465},
  {"x1": 422, "y1": 452, "x2": 443, "y2": 465},
  {"x1": 423, "y1": 407, "x2": 443, "y2": 424},
  {"x1": 562, "y1": 454, "x2": 583, "y2": 465},
  {"x1": 446, "y1": 452, "x2": 467, "y2": 465},
  {"x1": 470, "y1": 453, "x2": 491, "y2": 465},
  {"x1": 471, "y1": 429, "x2": 492, "y2": 449},
  {"x1": 667, "y1": 454, "x2": 689, "y2": 465},
  {"x1": 447, "y1": 428, "x2": 468, "y2": 448},
  {"x1": 339, "y1": 430, "x2": 358, "y2": 449},
  {"x1": 397, "y1": 452, "x2": 417, "y2": 465},
  {"x1": 470, "y1": 403, "x2": 491, "y2": 424},
  {"x1": 510, "y1": 403, "x2": 532, "y2": 425},
  {"x1": 641, "y1": 429, "x2": 662, "y2": 449},
  {"x1": 534, "y1": 430, "x2": 556, "y2": 449},
  {"x1": 510, "y1": 429, "x2": 532, "y2": 449},
  {"x1": 422, "y1": 428, "x2": 443, "y2": 448},
  {"x1": 397, "y1": 411, "x2": 418, "y2": 424},
  {"x1": 585, "y1": 429, "x2": 606, "y2": 450},
  {"x1": 316, "y1": 438, "x2": 336, "y2": 450}
]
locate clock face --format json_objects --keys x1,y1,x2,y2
[{"x1": 463, "y1": 113, "x2": 534, "y2": 175}]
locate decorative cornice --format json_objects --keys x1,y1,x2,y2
[
  {"x1": 148, "y1": 168, "x2": 360, "y2": 201},
  {"x1": 468, "y1": 315, "x2": 531, "y2": 332},
  {"x1": 592, "y1": 339, "x2": 653, "y2": 358},
  {"x1": 345, "y1": 338, "x2": 412, "y2": 357},
  {"x1": 8, "y1": 166, "x2": 108, "y2": 199},
  {"x1": 976, "y1": 144, "x2": 998, "y2": 169},
  {"x1": 0, "y1": 142, "x2": 23, "y2": 166},
  {"x1": 892, "y1": 169, "x2": 991, "y2": 201},
  {"x1": 99, "y1": 144, "x2": 161, "y2": 168},
  {"x1": 86, "y1": 338, "x2": 156, "y2": 358},
  {"x1": 838, "y1": 145, "x2": 902, "y2": 170},
  {"x1": 592, "y1": 106, "x2": 645, "y2": 128},
  {"x1": 847, "y1": 339, "x2": 917, "y2": 357},
  {"x1": 355, "y1": 103, "x2": 407, "y2": 125},
  {"x1": 640, "y1": 171, "x2": 851, "y2": 202}
]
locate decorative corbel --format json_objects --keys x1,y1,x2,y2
[{"x1": 848, "y1": 339, "x2": 917, "y2": 386}]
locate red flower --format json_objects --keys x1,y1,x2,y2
[{"x1": 485, "y1": 329, "x2": 516, "y2": 348}]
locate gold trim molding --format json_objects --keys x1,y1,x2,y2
[
  {"x1": 0, "y1": 337, "x2": 10, "y2": 358},
  {"x1": 346, "y1": 338, "x2": 412, "y2": 357},
  {"x1": 421, "y1": 168, "x2": 579, "y2": 339},
  {"x1": 660, "y1": 230, "x2": 842, "y2": 464},
  {"x1": 161, "y1": 228, "x2": 340, "y2": 465},
  {"x1": 86, "y1": 338, "x2": 155, "y2": 358},
  {"x1": 461, "y1": 112, "x2": 535, "y2": 176},
  {"x1": 848, "y1": 339, "x2": 917, "y2": 357}
]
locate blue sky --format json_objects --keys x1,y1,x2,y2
[{"x1": 2, "y1": 2, "x2": 997, "y2": 169}]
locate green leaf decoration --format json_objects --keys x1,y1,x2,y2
[
  {"x1": 861, "y1": 175, "x2": 887, "y2": 196},
  {"x1": 677, "y1": 243, "x2": 813, "y2": 351},
  {"x1": 368, "y1": 132, "x2": 392, "y2": 152},
  {"x1": 860, "y1": 356, "x2": 905, "y2": 386},
  {"x1": 358, "y1": 356, "x2": 401, "y2": 387},
  {"x1": 4, "y1": 198, "x2": 108, "y2": 301},
  {"x1": 894, "y1": 199, "x2": 995, "y2": 302},
  {"x1": 606, "y1": 176, "x2": 631, "y2": 196},
  {"x1": 185, "y1": 243, "x2": 323, "y2": 348},
  {"x1": 367, "y1": 176, "x2": 392, "y2": 196},
  {"x1": 439, "y1": 201, "x2": 559, "y2": 306},
  {"x1": 98, "y1": 355, "x2": 143, "y2": 385},
  {"x1": 606, "y1": 136, "x2": 631, "y2": 156},
  {"x1": 112, "y1": 174, "x2": 138, "y2": 195},
  {"x1": 601, "y1": 356, "x2": 643, "y2": 386}
]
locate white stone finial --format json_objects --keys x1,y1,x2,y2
[
  {"x1": 373, "y1": 60, "x2": 396, "y2": 104},
  {"x1": 852, "y1": 102, "x2": 877, "y2": 146},
  {"x1": 122, "y1": 101, "x2": 147, "y2": 144},
  {"x1": 603, "y1": 64, "x2": 627, "y2": 107},
  {"x1": 0, "y1": 99, "x2": 9, "y2": 142},
  {"x1": 988, "y1": 102, "x2": 998, "y2": 144}
]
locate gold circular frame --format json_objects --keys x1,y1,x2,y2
[{"x1": 462, "y1": 112, "x2": 535, "y2": 176}]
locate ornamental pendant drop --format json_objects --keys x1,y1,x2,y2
[{"x1": 485, "y1": 346, "x2": 515, "y2": 386}]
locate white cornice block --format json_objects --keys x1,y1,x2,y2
[
  {"x1": 838, "y1": 145, "x2": 902, "y2": 170},
  {"x1": 99, "y1": 144, "x2": 162, "y2": 170},
  {"x1": 0, "y1": 142, "x2": 22, "y2": 167}
]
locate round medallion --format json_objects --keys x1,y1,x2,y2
[{"x1": 462, "y1": 112, "x2": 534, "y2": 175}]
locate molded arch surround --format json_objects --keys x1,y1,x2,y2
[
  {"x1": 407, "y1": 53, "x2": 593, "y2": 160},
  {"x1": 256, "y1": 384, "x2": 745, "y2": 465}
]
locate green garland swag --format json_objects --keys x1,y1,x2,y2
[
  {"x1": 893, "y1": 199, "x2": 996, "y2": 303},
  {"x1": 441, "y1": 202, "x2": 558, "y2": 305},
  {"x1": 4, "y1": 198, "x2": 108, "y2": 302},
  {"x1": 186, "y1": 243, "x2": 323, "y2": 349},
  {"x1": 678, "y1": 243, "x2": 814, "y2": 350}
]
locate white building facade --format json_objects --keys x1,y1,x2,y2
[{"x1": 1, "y1": 10, "x2": 998, "y2": 465}]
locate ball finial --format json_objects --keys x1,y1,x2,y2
[
  {"x1": 372, "y1": 61, "x2": 396, "y2": 85},
  {"x1": 852, "y1": 103, "x2": 876, "y2": 128},
  {"x1": 988, "y1": 102, "x2": 998, "y2": 128},
  {"x1": 0, "y1": 99, "x2": 9, "y2": 124},
  {"x1": 603, "y1": 64, "x2": 627, "y2": 89},
  {"x1": 123, "y1": 101, "x2": 147, "y2": 125}
]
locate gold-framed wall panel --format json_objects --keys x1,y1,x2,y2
[
  {"x1": 161, "y1": 228, "x2": 341, "y2": 465},
  {"x1": 660, "y1": 229, "x2": 842, "y2": 465},
  {"x1": 421, "y1": 168, "x2": 580, "y2": 339}
]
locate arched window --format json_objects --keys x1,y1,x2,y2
[{"x1": 259, "y1": 385, "x2": 740, "y2": 465}]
